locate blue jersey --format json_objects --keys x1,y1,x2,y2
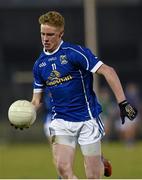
[{"x1": 33, "y1": 41, "x2": 103, "y2": 122}]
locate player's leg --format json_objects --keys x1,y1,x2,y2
[
  {"x1": 79, "y1": 118, "x2": 106, "y2": 179},
  {"x1": 49, "y1": 119, "x2": 79, "y2": 179},
  {"x1": 81, "y1": 141, "x2": 104, "y2": 179},
  {"x1": 52, "y1": 142, "x2": 77, "y2": 179}
]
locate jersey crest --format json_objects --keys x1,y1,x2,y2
[{"x1": 60, "y1": 55, "x2": 68, "y2": 64}]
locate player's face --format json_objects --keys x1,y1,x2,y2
[{"x1": 40, "y1": 24, "x2": 63, "y2": 52}]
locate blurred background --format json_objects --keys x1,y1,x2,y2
[{"x1": 0, "y1": 0, "x2": 142, "y2": 179}]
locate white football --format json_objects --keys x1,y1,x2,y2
[{"x1": 8, "y1": 100, "x2": 36, "y2": 128}]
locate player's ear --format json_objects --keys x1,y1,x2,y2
[{"x1": 60, "y1": 31, "x2": 64, "y2": 39}]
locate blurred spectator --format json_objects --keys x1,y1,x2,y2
[
  {"x1": 115, "y1": 82, "x2": 141, "y2": 147},
  {"x1": 99, "y1": 87, "x2": 115, "y2": 141}
]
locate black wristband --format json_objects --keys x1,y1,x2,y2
[{"x1": 119, "y1": 100, "x2": 127, "y2": 107}]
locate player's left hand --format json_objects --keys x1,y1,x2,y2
[{"x1": 119, "y1": 100, "x2": 138, "y2": 124}]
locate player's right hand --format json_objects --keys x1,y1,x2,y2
[
  {"x1": 10, "y1": 123, "x2": 29, "y2": 130},
  {"x1": 119, "y1": 100, "x2": 138, "y2": 124}
]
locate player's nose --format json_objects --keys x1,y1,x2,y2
[{"x1": 43, "y1": 35, "x2": 49, "y2": 42}]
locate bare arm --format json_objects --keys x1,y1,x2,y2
[
  {"x1": 31, "y1": 92, "x2": 43, "y2": 111},
  {"x1": 96, "y1": 64, "x2": 126, "y2": 103}
]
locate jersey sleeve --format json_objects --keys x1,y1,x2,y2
[
  {"x1": 71, "y1": 46, "x2": 103, "y2": 73},
  {"x1": 32, "y1": 61, "x2": 44, "y2": 93}
]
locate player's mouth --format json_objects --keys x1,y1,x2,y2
[
  {"x1": 44, "y1": 43, "x2": 50, "y2": 47},
  {"x1": 44, "y1": 43, "x2": 51, "y2": 50}
]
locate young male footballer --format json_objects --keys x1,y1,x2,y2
[{"x1": 23, "y1": 11, "x2": 138, "y2": 178}]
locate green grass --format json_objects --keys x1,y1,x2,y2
[
  {"x1": 0, "y1": 141, "x2": 142, "y2": 179},
  {"x1": 102, "y1": 141, "x2": 142, "y2": 179}
]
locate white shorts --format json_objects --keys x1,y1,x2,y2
[{"x1": 49, "y1": 118, "x2": 105, "y2": 147}]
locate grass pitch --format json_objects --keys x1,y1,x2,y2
[{"x1": 0, "y1": 141, "x2": 142, "y2": 179}]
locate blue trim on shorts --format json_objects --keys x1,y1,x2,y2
[{"x1": 96, "y1": 116, "x2": 105, "y2": 136}]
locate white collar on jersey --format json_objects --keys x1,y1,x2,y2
[{"x1": 43, "y1": 40, "x2": 63, "y2": 55}]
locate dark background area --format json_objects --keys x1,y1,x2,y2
[{"x1": 0, "y1": 0, "x2": 141, "y2": 140}]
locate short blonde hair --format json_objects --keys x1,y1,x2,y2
[{"x1": 39, "y1": 11, "x2": 65, "y2": 30}]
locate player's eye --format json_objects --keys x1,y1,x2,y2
[
  {"x1": 41, "y1": 32, "x2": 45, "y2": 36},
  {"x1": 47, "y1": 33, "x2": 55, "y2": 36}
]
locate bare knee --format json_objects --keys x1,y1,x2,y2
[
  {"x1": 84, "y1": 154, "x2": 104, "y2": 179},
  {"x1": 52, "y1": 144, "x2": 76, "y2": 179},
  {"x1": 56, "y1": 161, "x2": 73, "y2": 178},
  {"x1": 85, "y1": 161, "x2": 104, "y2": 179}
]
